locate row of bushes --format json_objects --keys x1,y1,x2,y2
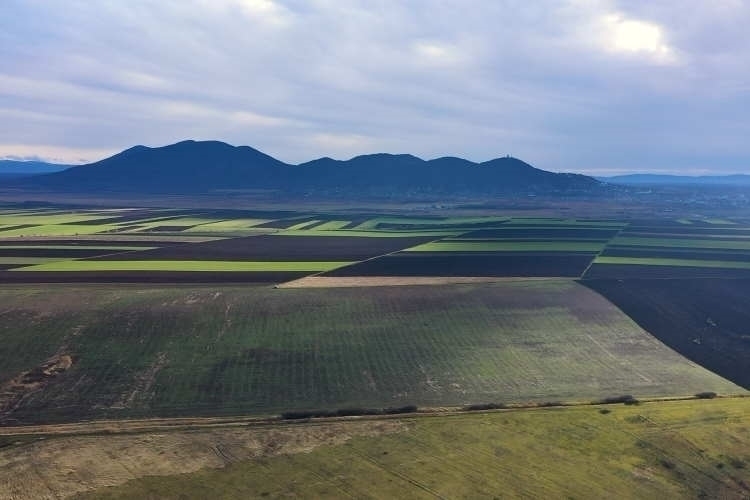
[{"x1": 281, "y1": 405, "x2": 418, "y2": 420}]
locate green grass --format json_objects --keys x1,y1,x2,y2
[
  {"x1": 406, "y1": 241, "x2": 606, "y2": 252},
  {"x1": 595, "y1": 256, "x2": 750, "y2": 269},
  {"x1": 612, "y1": 236, "x2": 750, "y2": 250},
  {"x1": 13, "y1": 260, "x2": 352, "y2": 272},
  {"x1": 0, "y1": 281, "x2": 740, "y2": 425},
  {"x1": 75, "y1": 398, "x2": 750, "y2": 499}
]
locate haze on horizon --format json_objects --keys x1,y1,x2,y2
[{"x1": 1, "y1": 0, "x2": 749, "y2": 176}]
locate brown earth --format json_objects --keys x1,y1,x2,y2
[
  {"x1": 0, "y1": 354, "x2": 74, "y2": 418},
  {"x1": 0, "y1": 418, "x2": 406, "y2": 500}
]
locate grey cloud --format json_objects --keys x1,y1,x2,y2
[{"x1": 0, "y1": 0, "x2": 749, "y2": 174}]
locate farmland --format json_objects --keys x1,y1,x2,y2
[
  {"x1": 0, "y1": 280, "x2": 741, "y2": 425},
  {"x1": 3, "y1": 205, "x2": 750, "y2": 498},
  {"x1": 1, "y1": 398, "x2": 748, "y2": 499}
]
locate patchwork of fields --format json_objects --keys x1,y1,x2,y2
[
  {"x1": 4, "y1": 207, "x2": 750, "y2": 283},
  {"x1": 3, "y1": 206, "x2": 750, "y2": 499}
]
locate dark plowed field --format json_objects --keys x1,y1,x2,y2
[
  {"x1": 584, "y1": 264, "x2": 750, "y2": 279},
  {"x1": 91, "y1": 235, "x2": 435, "y2": 262},
  {"x1": 375, "y1": 220, "x2": 507, "y2": 231},
  {"x1": 0, "y1": 239, "x2": 181, "y2": 247},
  {"x1": 461, "y1": 228, "x2": 621, "y2": 239},
  {"x1": 0, "y1": 271, "x2": 309, "y2": 284},
  {"x1": 0, "y1": 248, "x2": 131, "y2": 258},
  {"x1": 584, "y1": 278, "x2": 750, "y2": 389},
  {"x1": 619, "y1": 231, "x2": 750, "y2": 240},
  {"x1": 326, "y1": 252, "x2": 595, "y2": 277},
  {"x1": 601, "y1": 247, "x2": 750, "y2": 262}
]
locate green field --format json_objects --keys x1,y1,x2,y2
[
  {"x1": 0, "y1": 281, "x2": 741, "y2": 425},
  {"x1": 5, "y1": 398, "x2": 732, "y2": 499}
]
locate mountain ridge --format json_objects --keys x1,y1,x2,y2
[{"x1": 12, "y1": 140, "x2": 602, "y2": 196}]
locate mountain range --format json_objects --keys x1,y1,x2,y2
[{"x1": 8, "y1": 140, "x2": 601, "y2": 196}]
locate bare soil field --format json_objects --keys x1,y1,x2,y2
[
  {"x1": 90, "y1": 234, "x2": 435, "y2": 261},
  {"x1": 584, "y1": 278, "x2": 750, "y2": 389}
]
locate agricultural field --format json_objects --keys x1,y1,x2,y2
[
  {"x1": 585, "y1": 279, "x2": 750, "y2": 389},
  {"x1": 2, "y1": 398, "x2": 749, "y2": 499},
  {"x1": 584, "y1": 218, "x2": 750, "y2": 279},
  {"x1": 3, "y1": 205, "x2": 750, "y2": 498},
  {"x1": 0, "y1": 280, "x2": 741, "y2": 425}
]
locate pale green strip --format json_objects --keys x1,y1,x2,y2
[
  {"x1": 286, "y1": 220, "x2": 322, "y2": 230},
  {"x1": 311, "y1": 220, "x2": 351, "y2": 231},
  {"x1": 612, "y1": 236, "x2": 750, "y2": 250},
  {"x1": 594, "y1": 256, "x2": 750, "y2": 269},
  {"x1": 0, "y1": 257, "x2": 72, "y2": 265},
  {"x1": 407, "y1": 241, "x2": 605, "y2": 252},
  {"x1": 0, "y1": 224, "x2": 121, "y2": 237},
  {"x1": 14, "y1": 260, "x2": 353, "y2": 272}
]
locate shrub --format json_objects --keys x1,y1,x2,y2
[
  {"x1": 599, "y1": 395, "x2": 639, "y2": 405},
  {"x1": 695, "y1": 391, "x2": 717, "y2": 399},
  {"x1": 464, "y1": 403, "x2": 507, "y2": 411}
]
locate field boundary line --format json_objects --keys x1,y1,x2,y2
[{"x1": 579, "y1": 222, "x2": 630, "y2": 279}]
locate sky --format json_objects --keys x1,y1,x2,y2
[{"x1": 1, "y1": 0, "x2": 749, "y2": 175}]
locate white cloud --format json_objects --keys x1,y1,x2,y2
[{"x1": 601, "y1": 13, "x2": 675, "y2": 62}]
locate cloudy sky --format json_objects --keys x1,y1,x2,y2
[{"x1": 1, "y1": 0, "x2": 749, "y2": 174}]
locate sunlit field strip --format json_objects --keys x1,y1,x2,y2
[
  {"x1": 0, "y1": 224, "x2": 122, "y2": 237},
  {"x1": 13, "y1": 260, "x2": 354, "y2": 272},
  {"x1": 406, "y1": 241, "x2": 606, "y2": 252},
  {"x1": 594, "y1": 256, "x2": 750, "y2": 269},
  {"x1": 0, "y1": 257, "x2": 73, "y2": 265},
  {"x1": 286, "y1": 219, "x2": 322, "y2": 230},
  {"x1": 612, "y1": 236, "x2": 750, "y2": 249}
]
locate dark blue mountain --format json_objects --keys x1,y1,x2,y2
[{"x1": 18, "y1": 140, "x2": 601, "y2": 195}]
